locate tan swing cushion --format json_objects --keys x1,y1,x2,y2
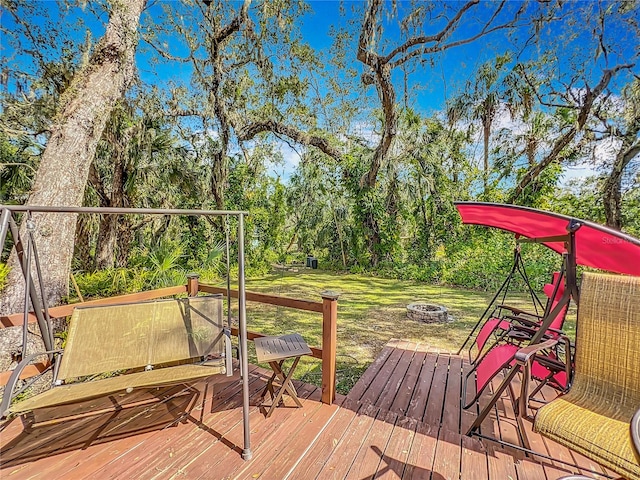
[
  {"x1": 10, "y1": 363, "x2": 223, "y2": 414},
  {"x1": 10, "y1": 295, "x2": 228, "y2": 415},
  {"x1": 534, "y1": 273, "x2": 640, "y2": 479}
]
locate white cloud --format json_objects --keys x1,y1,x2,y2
[
  {"x1": 349, "y1": 120, "x2": 380, "y2": 147},
  {"x1": 560, "y1": 163, "x2": 598, "y2": 186},
  {"x1": 265, "y1": 140, "x2": 302, "y2": 179},
  {"x1": 493, "y1": 105, "x2": 527, "y2": 135},
  {"x1": 205, "y1": 128, "x2": 220, "y2": 141},
  {"x1": 560, "y1": 134, "x2": 621, "y2": 186},
  {"x1": 592, "y1": 136, "x2": 622, "y2": 166}
]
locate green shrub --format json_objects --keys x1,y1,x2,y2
[
  {"x1": 0, "y1": 263, "x2": 9, "y2": 292},
  {"x1": 73, "y1": 268, "x2": 152, "y2": 298},
  {"x1": 440, "y1": 232, "x2": 559, "y2": 292}
]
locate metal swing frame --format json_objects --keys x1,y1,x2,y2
[
  {"x1": 456, "y1": 240, "x2": 546, "y2": 358},
  {"x1": 0, "y1": 205, "x2": 253, "y2": 461}
]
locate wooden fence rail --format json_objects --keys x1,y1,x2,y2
[{"x1": 0, "y1": 278, "x2": 339, "y2": 404}]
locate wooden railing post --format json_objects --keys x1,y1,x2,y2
[
  {"x1": 186, "y1": 273, "x2": 200, "y2": 297},
  {"x1": 320, "y1": 290, "x2": 340, "y2": 405}
]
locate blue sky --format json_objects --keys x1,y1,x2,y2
[
  {"x1": 4, "y1": 1, "x2": 636, "y2": 110},
  {"x1": 2, "y1": 1, "x2": 637, "y2": 181},
  {"x1": 132, "y1": 1, "x2": 532, "y2": 115}
]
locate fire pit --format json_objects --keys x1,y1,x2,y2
[{"x1": 406, "y1": 303, "x2": 449, "y2": 323}]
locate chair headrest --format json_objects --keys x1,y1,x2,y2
[{"x1": 543, "y1": 271, "x2": 565, "y2": 300}]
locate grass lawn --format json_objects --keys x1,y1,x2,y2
[{"x1": 221, "y1": 268, "x2": 576, "y2": 394}]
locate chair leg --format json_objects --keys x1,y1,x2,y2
[
  {"x1": 263, "y1": 357, "x2": 302, "y2": 418},
  {"x1": 260, "y1": 369, "x2": 278, "y2": 402},
  {"x1": 509, "y1": 372, "x2": 532, "y2": 451},
  {"x1": 466, "y1": 365, "x2": 521, "y2": 436}
]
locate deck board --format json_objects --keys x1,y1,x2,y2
[
  {"x1": 1, "y1": 339, "x2": 614, "y2": 479},
  {"x1": 376, "y1": 344, "x2": 416, "y2": 413},
  {"x1": 314, "y1": 402, "x2": 379, "y2": 479},
  {"x1": 251, "y1": 398, "x2": 341, "y2": 480},
  {"x1": 358, "y1": 340, "x2": 410, "y2": 407},
  {"x1": 405, "y1": 350, "x2": 437, "y2": 421},
  {"x1": 401, "y1": 421, "x2": 438, "y2": 480},
  {"x1": 375, "y1": 415, "x2": 417, "y2": 480},
  {"x1": 284, "y1": 398, "x2": 361, "y2": 480},
  {"x1": 390, "y1": 349, "x2": 426, "y2": 417},
  {"x1": 343, "y1": 408, "x2": 396, "y2": 480}
]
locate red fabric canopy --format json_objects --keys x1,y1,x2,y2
[{"x1": 455, "y1": 202, "x2": 640, "y2": 277}]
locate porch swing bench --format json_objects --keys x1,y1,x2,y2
[{"x1": 2, "y1": 295, "x2": 233, "y2": 420}]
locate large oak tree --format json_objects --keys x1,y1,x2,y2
[{"x1": 1, "y1": 0, "x2": 147, "y2": 314}]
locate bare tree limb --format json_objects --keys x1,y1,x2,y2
[
  {"x1": 356, "y1": 0, "x2": 524, "y2": 189},
  {"x1": 383, "y1": 0, "x2": 481, "y2": 64},
  {"x1": 389, "y1": 20, "x2": 518, "y2": 69},
  {"x1": 508, "y1": 63, "x2": 635, "y2": 202},
  {"x1": 236, "y1": 120, "x2": 342, "y2": 161},
  {"x1": 213, "y1": 0, "x2": 250, "y2": 43},
  {"x1": 141, "y1": 33, "x2": 190, "y2": 62}
]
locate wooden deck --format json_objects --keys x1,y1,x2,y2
[{"x1": 1, "y1": 340, "x2": 611, "y2": 479}]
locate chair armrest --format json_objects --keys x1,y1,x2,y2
[
  {"x1": 632, "y1": 408, "x2": 640, "y2": 457},
  {"x1": 532, "y1": 353, "x2": 565, "y2": 371},
  {"x1": 545, "y1": 326, "x2": 565, "y2": 336},
  {"x1": 506, "y1": 321, "x2": 566, "y2": 343},
  {"x1": 503, "y1": 315, "x2": 541, "y2": 328},
  {"x1": 1, "y1": 349, "x2": 62, "y2": 418},
  {"x1": 223, "y1": 327, "x2": 233, "y2": 377},
  {"x1": 508, "y1": 323, "x2": 538, "y2": 336},
  {"x1": 498, "y1": 305, "x2": 543, "y2": 318},
  {"x1": 515, "y1": 339, "x2": 559, "y2": 364}
]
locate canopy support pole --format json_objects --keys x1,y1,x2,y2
[
  {"x1": 457, "y1": 241, "x2": 542, "y2": 356},
  {"x1": 525, "y1": 224, "x2": 579, "y2": 345},
  {"x1": 238, "y1": 213, "x2": 252, "y2": 461}
]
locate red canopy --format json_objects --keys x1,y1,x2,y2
[{"x1": 455, "y1": 202, "x2": 640, "y2": 277}]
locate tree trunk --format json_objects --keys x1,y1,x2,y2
[
  {"x1": 508, "y1": 64, "x2": 632, "y2": 203},
  {"x1": 95, "y1": 141, "x2": 128, "y2": 270},
  {"x1": 95, "y1": 215, "x2": 118, "y2": 270},
  {"x1": 482, "y1": 113, "x2": 491, "y2": 192},
  {"x1": 116, "y1": 216, "x2": 135, "y2": 268},
  {"x1": 602, "y1": 140, "x2": 640, "y2": 229},
  {"x1": 1, "y1": 0, "x2": 146, "y2": 315},
  {"x1": 73, "y1": 214, "x2": 93, "y2": 272},
  {"x1": 364, "y1": 209, "x2": 381, "y2": 267}
]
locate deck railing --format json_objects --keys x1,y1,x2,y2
[{"x1": 0, "y1": 278, "x2": 339, "y2": 404}]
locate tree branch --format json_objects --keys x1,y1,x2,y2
[
  {"x1": 356, "y1": 0, "x2": 384, "y2": 67},
  {"x1": 383, "y1": 0, "x2": 481, "y2": 64},
  {"x1": 355, "y1": 0, "x2": 523, "y2": 189},
  {"x1": 508, "y1": 63, "x2": 635, "y2": 202},
  {"x1": 389, "y1": 20, "x2": 518, "y2": 69},
  {"x1": 141, "y1": 33, "x2": 190, "y2": 62},
  {"x1": 212, "y1": 0, "x2": 250, "y2": 43},
  {"x1": 236, "y1": 120, "x2": 342, "y2": 161}
]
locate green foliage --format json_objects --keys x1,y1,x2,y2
[
  {"x1": 74, "y1": 268, "x2": 150, "y2": 298},
  {"x1": 4, "y1": 0, "x2": 637, "y2": 306},
  {"x1": 441, "y1": 230, "x2": 559, "y2": 292},
  {"x1": 142, "y1": 240, "x2": 187, "y2": 287},
  {"x1": 0, "y1": 263, "x2": 10, "y2": 292},
  {"x1": 0, "y1": 133, "x2": 39, "y2": 204}
]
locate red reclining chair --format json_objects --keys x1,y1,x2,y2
[
  {"x1": 463, "y1": 272, "x2": 571, "y2": 409},
  {"x1": 469, "y1": 271, "x2": 567, "y2": 364}
]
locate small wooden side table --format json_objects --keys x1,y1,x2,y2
[{"x1": 254, "y1": 333, "x2": 312, "y2": 418}]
